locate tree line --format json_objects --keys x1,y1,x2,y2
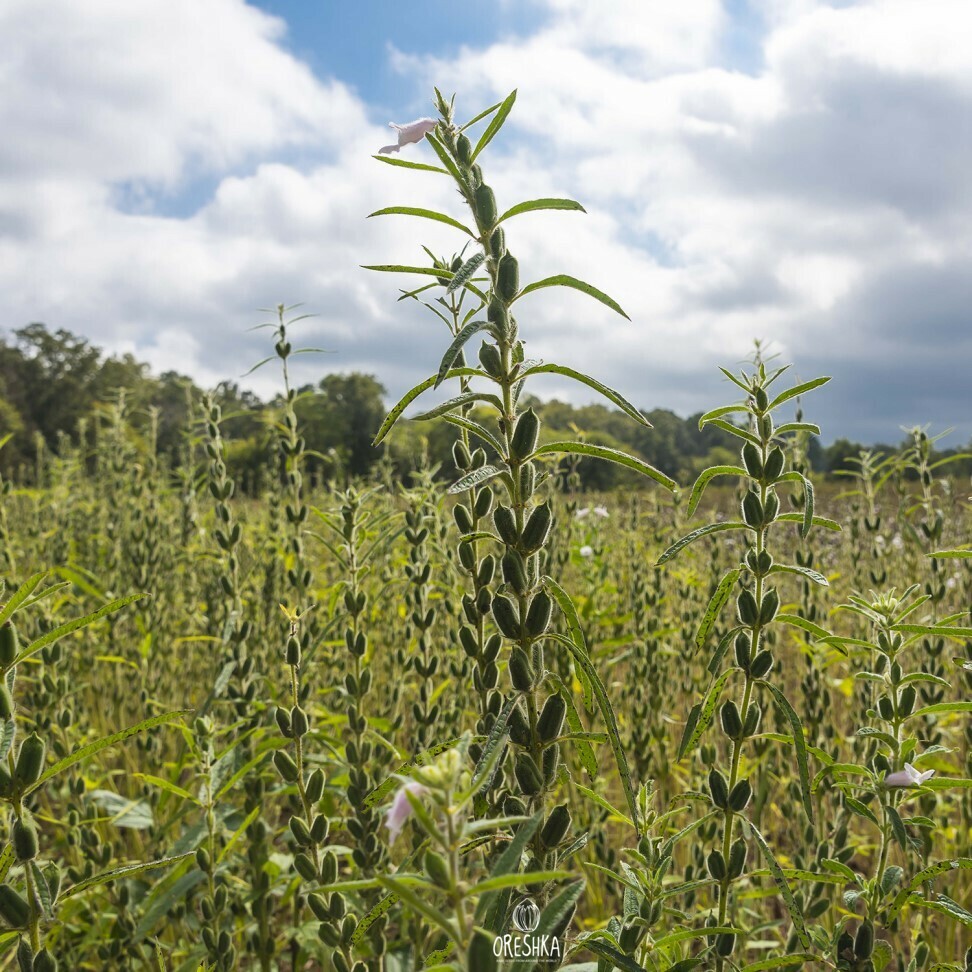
[{"x1": 2, "y1": 323, "x2": 969, "y2": 490}]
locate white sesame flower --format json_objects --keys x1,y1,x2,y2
[
  {"x1": 379, "y1": 118, "x2": 438, "y2": 155},
  {"x1": 385, "y1": 780, "x2": 428, "y2": 842},
  {"x1": 946, "y1": 576, "x2": 957, "y2": 590},
  {"x1": 884, "y1": 762, "x2": 935, "y2": 788},
  {"x1": 579, "y1": 545, "x2": 594, "y2": 559},
  {"x1": 575, "y1": 508, "x2": 590, "y2": 520},
  {"x1": 891, "y1": 533, "x2": 904, "y2": 550},
  {"x1": 874, "y1": 535, "x2": 886, "y2": 546},
  {"x1": 593, "y1": 505, "x2": 609, "y2": 518}
]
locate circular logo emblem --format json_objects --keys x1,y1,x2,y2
[{"x1": 511, "y1": 897, "x2": 541, "y2": 934}]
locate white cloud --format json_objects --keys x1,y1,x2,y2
[{"x1": 1, "y1": 0, "x2": 971, "y2": 444}]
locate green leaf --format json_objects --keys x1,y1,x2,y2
[
  {"x1": 372, "y1": 366, "x2": 486, "y2": 445},
  {"x1": 768, "y1": 563, "x2": 829, "y2": 587},
  {"x1": 425, "y1": 131, "x2": 469, "y2": 187},
  {"x1": 515, "y1": 274, "x2": 629, "y2": 320},
  {"x1": 468, "y1": 870, "x2": 569, "y2": 896},
  {"x1": 9, "y1": 593, "x2": 148, "y2": 670},
  {"x1": 768, "y1": 376, "x2": 831, "y2": 411},
  {"x1": 656, "y1": 521, "x2": 750, "y2": 566},
  {"x1": 446, "y1": 251, "x2": 486, "y2": 295},
  {"x1": 497, "y1": 198, "x2": 586, "y2": 223},
  {"x1": 574, "y1": 784, "x2": 633, "y2": 828},
  {"x1": 887, "y1": 859, "x2": 972, "y2": 923},
  {"x1": 543, "y1": 590, "x2": 639, "y2": 836},
  {"x1": 695, "y1": 568, "x2": 740, "y2": 653},
  {"x1": 581, "y1": 939, "x2": 646, "y2": 972},
  {"x1": 678, "y1": 667, "x2": 737, "y2": 759},
  {"x1": 706, "y1": 418, "x2": 762, "y2": 446},
  {"x1": 776, "y1": 512, "x2": 841, "y2": 532},
  {"x1": 435, "y1": 320, "x2": 491, "y2": 389},
  {"x1": 459, "y1": 98, "x2": 505, "y2": 133},
  {"x1": 471, "y1": 88, "x2": 517, "y2": 162},
  {"x1": 63, "y1": 855, "x2": 193, "y2": 899},
  {"x1": 0, "y1": 571, "x2": 49, "y2": 626},
  {"x1": 474, "y1": 812, "x2": 543, "y2": 924},
  {"x1": 906, "y1": 701, "x2": 972, "y2": 721},
  {"x1": 442, "y1": 413, "x2": 506, "y2": 457},
  {"x1": 518, "y1": 363, "x2": 651, "y2": 428},
  {"x1": 510, "y1": 880, "x2": 585, "y2": 972},
  {"x1": 775, "y1": 422, "x2": 821, "y2": 436},
  {"x1": 749, "y1": 822, "x2": 811, "y2": 948},
  {"x1": 377, "y1": 874, "x2": 460, "y2": 944},
  {"x1": 368, "y1": 206, "x2": 474, "y2": 236},
  {"x1": 27, "y1": 710, "x2": 188, "y2": 795},
  {"x1": 448, "y1": 464, "x2": 504, "y2": 495},
  {"x1": 799, "y1": 474, "x2": 814, "y2": 539},
  {"x1": 533, "y1": 441, "x2": 676, "y2": 491},
  {"x1": 372, "y1": 154, "x2": 448, "y2": 175},
  {"x1": 547, "y1": 673, "x2": 597, "y2": 780},
  {"x1": 886, "y1": 805, "x2": 909, "y2": 852},
  {"x1": 893, "y1": 624, "x2": 972, "y2": 640},
  {"x1": 412, "y1": 391, "x2": 504, "y2": 421},
  {"x1": 775, "y1": 613, "x2": 833, "y2": 642},
  {"x1": 688, "y1": 465, "x2": 746, "y2": 516},
  {"x1": 760, "y1": 681, "x2": 814, "y2": 823},
  {"x1": 699, "y1": 404, "x2": 749, "y2": 429},
  {"x1": 929, "y1": 548, "x2": 972, "y2": 559}
]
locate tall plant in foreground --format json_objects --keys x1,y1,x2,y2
[
  {"x1": 659, "y1": 363, "x2": 836, "y2": 965},
  {"x1": 366, "y1": 87, "x2": 676, "y2": 922}
]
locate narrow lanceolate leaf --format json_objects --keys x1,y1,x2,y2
[
  {"x1": 887, "y1": 858, "x2": 972, "y2": 923},
  {"x1": 886, "y1": 804, "x2": 909, "y2": 851},
  {"x1": 799, "y1": 474, "x2": 814, "y2": 539},
  {"x1": 474, "y1": 812, "x2": 543, "y2": 923},
  {"x1": 497, "y1": 198, "x2": 586, "y2": 223},
  {"x1": 706, "y1": 419, "x2": 762, "y2": 446},
  {"x1": 678, "y1": 667, "x2": 738, "y2": 759},
  {"x1": 445, "y1": 251, "x2": 485, "y2": 294},
  {"x1": 377, "y1": 875, "x2": 461, "y2": 944},
  {"x1": 27, "y1": 710, "x2": 188, "y2": 795},
  {"x1": 581, "y1": 938, "x2": 647, "y2": 972},
  {"x1": 372, "y1": 366, "x2": 487, "y2": 445},
  {"x1": 435, "y1": 320, "x2": 491, "y2": 388},
  {"x1": 695, "y1": 568, "x2": 741, "y2": 652},
  {"x1": 519, "y1": 363, "x2": 651, "y2": 427},
  {"x1": 10, "y1": 592, "x2": 148, "y2": 669},
  {"x1": 442, "y1": 414, "x2": 507, "y2": 457},
  {"x1": 0, "y1": 844, "x2": 11, "y2": 883},
  {"x1": 459, "y1": 97, "x2": 505, "y2": 132},
  {"x1": 448, "y1": 465, "x2": 504, "y2": 495},
  {"x1": 372, "y1": 154, "x2": 448, "y2": 174},
  {"x1": 775, "y1": 613, "x2": 833, "y2": 641},
  {"x1": 656, "y1": 521, "x2": 750, "y2": 566},
  {"x1": 509, "y1": 880, "x2": 585, "y2": 972},
  {"x1": 768, "y1": 563, "x2": 829, "y2": 587},
  {"x1": 906, "y1": 701, "x2": 972, "y2": 721},
  {"x1": 699, "y1": 404, "x2": 749, "y2": 429},
  {"x1": 929, "y1": 548, "x2": 972, "y2": 559},
  {"x1": 534, "y1": 441, "x2": 676, "y2": 491},
  {"x1": 774, "y1": 422, "x2": 821, "y2": 436},
  {"x1": 368, "y1": 206, "x2": 475, "y2": 236},
  {"x1": 749, "y1": 823, "x2": 811, "y2": 948},
  {"x1": 0, "y1": 570, "x2": 48, "y2": 626},
  {"x1": 776, "y1": 512, "x2": 841, "y2": 532},
  {"x1": 768, "y1": 376, "x2": 831, "y2": 411},
  {"x1": 471, "y1": 88, "x2": 517, "y2": 162},
  {"x1": 892, "y1": 624, "x2": 972, "y2": 640},
  {"x1": 63, "y1": 854, "x2": 193, "y2": 899},
  {"x1": 412, "y1": 392, "x2": 504, "y2": 422},
  {"x1": 545, "y1": 629, "x2": 639, "y2": 837},
  {"x1": 760, "y1": 681, "x2": 814, "y2": 823},
  {"x1": 688, "y1": 465, "x2": 746, "y2": 516},
  {"x1": 515, "y1": 275, "x2": 630, "y2": 319}
]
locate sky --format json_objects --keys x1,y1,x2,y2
[{"x1": 1, "y1": 0, "x2": 971, "y2": 445}]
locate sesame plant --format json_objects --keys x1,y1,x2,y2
[
  {"x1": 366, "y1": 86, "x2": 677, "y2": 945},
  {"x1": 656, "y1": 362, "x2": 836, "y2": 965}
]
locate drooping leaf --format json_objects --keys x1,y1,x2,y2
[
  {"x1": 518, "y1": 363, "x2": 651, "y2": 427},
  {"x1": 760, "y1": 681, "x2": 814, "y2": 823},
  {"x1": 695, "y1": 568, "x2": 740, "y2": 653},
  {"x1": 678, "y1": 667, "x2": 738, "y2": 759},
  {"x1": 656, "y1": 522, "x2": 750, "y2": 566},
  {"x1": 533, "y1": 441, "x2": 675, "y2": 491},
  {"x1": 749, "y1": 823, "x2": 811, "y2": 948},
  {"x1": 435, "y1": 320, "x2": 491, "y2": 389},
  {"x1": 446, "y1": 251, "x2": 486, "y2": 294},
  {"x1": 497, "y1": 198, "x2": 586, "y2": 223},
  {"x1": 372, "y1": 155, "x2": 448, "y2": 175},
  {"x1": 515, "y1": 274, "x2": 629, "y2": 320},
  {"x1": 688, "y1": 465, "x2": 746, "y2": 517}
]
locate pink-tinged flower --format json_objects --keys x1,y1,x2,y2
[
  {"x1": 385, "y1": 780, "x2": 428, "y2": 842},
  {"x1": 379, "y1": 118, "x2": 438, "y2": 155},
  {"x1": 884, "y1": 763, "x2": 935, "y2": 788}
]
